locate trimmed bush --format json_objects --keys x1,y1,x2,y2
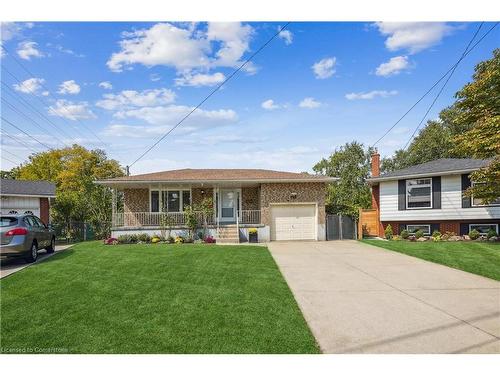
[
  {"x1": 175, "y1": 236, "x2": 185, "y2": 244},
  {"x1": 487, "y1": 228, "x2": 498, "y2": 239},
  {"x1": 432, "y1": 230, "x2": 441, "y2": 239},
  {"x1": 469, "y1": 229, "x2": 481, "y2": 240},
  {"x1": 137, "y1": 233, "x2": 151, "y2": 243},
  {"x1": 384, "y1": 224, "x2": 393, "y2": 240},
  {"x1": 415, "y1": 229, "x2": 424, "y2": 239},
  {"x1": 400, "y1": 230, "x2": 409, "y2": 240}
]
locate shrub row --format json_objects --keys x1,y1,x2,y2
[
  {"x1": 384, "y1": 224, "x2": 499, "y2": 242},
  {"x1": 104, "y1": 234, "x2": 216, "y2": 245}
]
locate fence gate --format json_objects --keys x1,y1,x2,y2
[{"x1": 326, "y1": 214, "x2": 357, "y2": 240}]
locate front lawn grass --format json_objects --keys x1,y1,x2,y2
[
  {"x1": 0, "y1": 242, "x2": 319, "y2": 354},
  {"x1": 362, "y1": 239, "x2": 500, "y2": 281}
]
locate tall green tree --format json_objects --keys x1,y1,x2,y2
[
  {"x1": 14, "y1": 145, "x2": 124, "y2": 238},
  {"x1": 313, "y1": 141, "x2": 373, "y2": 218}
]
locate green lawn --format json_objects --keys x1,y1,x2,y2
[
  {"x1": 362, "y1": 239, "x2": 500, "y2": 281},
  {"x1": 0, "y1": 242, "x2": 319, "y2": 354}
]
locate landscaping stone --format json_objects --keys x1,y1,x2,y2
[
  {"x1": 488, "y1": 236, "x2": 498, "y2": 242},
  {"x1": 448, "y1": 236, "x2": 463, "y2": 242},
  {"x1": 417, "y1": 237, "x2": 427, "y2": 242}
]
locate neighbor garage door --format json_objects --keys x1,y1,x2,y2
[{"x1": 271, "y1": 204, "x2": 316, "y2": 241}]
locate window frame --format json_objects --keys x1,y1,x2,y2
[
  {"x1": 471, "y1": 182, "x2": 500, "y2": 207},
  {"x1": 406, "y1": 224, "x2": 431, "y2": 235},
  {"x1": 406, "y1": 178, "x2": 433, "y2": 210},
  {"x1": 468, "y1": 223, "x2": 499, "y2": 235},
  {"x1": 149, "y1": 188, "x2": 191, "y2": 213}
]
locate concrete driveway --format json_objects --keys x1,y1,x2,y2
[
  {"x1": 268, "y1": 240, "x2": 500, "y2": 354},
  {"x1": 1, "y1": 244, "x2": 72, "y2": 279}
]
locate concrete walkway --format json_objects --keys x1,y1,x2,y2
[
  {"x1": 268, "y1": 240, "x2": 500, "y2": 354},
  {"x1": 1, "y1": 244, "x2": 72, "y2": 279}
]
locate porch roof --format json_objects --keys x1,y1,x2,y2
[{"x1": 97, "y1": 168, "x2": 338, "y2": 187}]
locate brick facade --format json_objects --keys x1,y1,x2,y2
[
  {"x1": 260, "y1": 182, "x2": 326, "y2": 226},
  {"x1": 242, "y1": 186, "x2": 260, "y2": 210},
  {"x1": 192, "y1": 187, "x2": 214, "y2": 206},
  {"x1": 124, "y1": 188, "x2": 149, "y2": 212},
  {"x1": 39, "y1": 197, "x2": 50, "y2": 225}
]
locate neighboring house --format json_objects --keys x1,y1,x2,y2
[
  {"x1": 97, "y1": 169, "x2": 337, "y2": 242},
  {"x1": 367, "y1": 154, "x2": 500, "y2": 237},
  {"x1": 0, "y1": 179, "x2": 56, "y2": 224}
]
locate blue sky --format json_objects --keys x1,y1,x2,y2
[{"x1": 1, "y1": 21, "x2": 498, "y2": 174}]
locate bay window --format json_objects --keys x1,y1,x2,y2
[{"x1": 406, "y1": 178, "x2": 432, "y2": 209}]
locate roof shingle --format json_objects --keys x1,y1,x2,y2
[{"x1": 0, "y1": 179, "x2": 56, "y2": 197}]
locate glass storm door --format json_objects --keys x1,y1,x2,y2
[{"x1": 220, "y1": 190, "x2": 236, "y2": 222}]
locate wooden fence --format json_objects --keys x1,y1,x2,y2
[{"x1": 358, "y1": 208, "x2": 381, "y2": 239}]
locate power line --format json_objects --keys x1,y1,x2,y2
[
  {"x1": 2, "y1": 97, "x2": 70, "y2": 147},
  {"x1": 1, "y1": 155, "x2": 19, "y2": 165},
  {"x1": 402, "y1": 22, "x2": 485, "y2": 150},
  {"x1": 1, "y1": 45, "x2": 108, "y2": 149},
  {"x1": 128, "y1": 23, "x2": 291, "y2": 170},
  {"x1": 1, "y1": 148, "x2": 25, "y2": 162},
  {"x1": 1, "y1": 129, "x2": 41, "y2": 153},
  {"x1": 1, "y1": 116, "x2": 52, "y2": 150},
  {"x1": 2, "y1": 81, "x2": 79, "y2": 142},
  {"x1": 372, "y1": 22, "x2": 499, "y2": 147}
]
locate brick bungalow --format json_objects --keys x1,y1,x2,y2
[{"x1": 97, "y1": 169, "x2": 337, "y2": 242}]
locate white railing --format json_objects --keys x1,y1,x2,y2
[
  {"x1": 239, "y1": 210, "x2": 261, "y2": 225},
  {"x1": 112, "y1": 210, "x2": 261, "y2": 228}
]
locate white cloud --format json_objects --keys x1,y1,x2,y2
[
  {"x1": 96, "y1": 88, "x2": 176, "y2": 110},
  {"x1": 312, "y1": 57, "x2": 336, "y2": 79},
  {"x1": 48, "y1": 43, "x2": 84, "y2": 57},
  {"x1": 113, "y1": 105, "x2": 238, "y2": 134},
  {"x1": 1, "y1": 22, "x2": 34, "y2": 43},
  {"x1": 150, "y1": 73, "x2": 161, "y2": 82},
  {"x1": 58, "y1": 80, "x2": 81, "y2": 95},
  {"x1": 278, "y1": 28, "x2": 293, "y2": 45},
  {"x1": 345, "y1": 90, "x2": 398, "y2": 100},
  {"x1": 175, "y1": 134, "x2": 266, "y2": 146},
  {"x1": 374, "y1": 22, "x2": 455, "y2": 54},
  {"x1": 98, "y1": 81, "x2": 113, "y2": 90},
  {"x1": 48, "y1": 99, "x2": 95, "y2": 120},
  {"x1": 375, "y1": 56, "x2": 410, "y2": 77},
  {"x1": 175, "y1": 72, "x2": 225, "y2": 87},
  {"x1": 261, "y1": 99, "x2": 281, "y2": 110},
  {"x1": 16, "y1": 41, "x2": 44, "y2": 60},
  {"x1": 107, "y1": 22, "x2": 253, "y2": 73},
  {"x1": 299, "y1": 97, "x2": 321, "y2": 109},
  {"x1": 13, "y1": 77, "x2": 45, "y2": 95}
]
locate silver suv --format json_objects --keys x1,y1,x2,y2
[{"x1": 0, "y1": 214, "x2": 56, "y2": 263}]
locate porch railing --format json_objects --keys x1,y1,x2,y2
[{"x1": 112, "y1": 210, "x2": 261, "y2": 228}]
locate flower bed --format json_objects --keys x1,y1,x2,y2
[
  {"x1": 104, "y1": 233, "x2": 217, "y2": 245},
  {"x1": 383, "y1": 224, "x2": 499, "y2": 243}
]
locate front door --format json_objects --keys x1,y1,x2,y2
[{"x1": 220, "y1": 190, "x2": 237, "y2": 222}]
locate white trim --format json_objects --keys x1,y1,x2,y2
[
  {"x1": 468, "y1": 223, "x2": 499, "y2": 234},
  {"x1": 368, "y1": 169, "x2": 482, "y2": 183},
  {"x1": 406, "y1": 178, "x2": 433, "y2": 210},
  {"x1": 0, "y1": 194, "x2": 55, "y2": 198},
  {"x1": 406, "y1": 224, "x2": 431, "y2": 235}
]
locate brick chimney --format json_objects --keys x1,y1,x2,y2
[{"x1": 371, "y1": 151, "x2": 380, "y2": 178}]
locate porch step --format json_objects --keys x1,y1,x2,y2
[{"x1": 216, "y1": 226, "x2": 240, "y2": 243}]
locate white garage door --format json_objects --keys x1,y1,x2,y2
[{"x1": 271, "y1": 204, "x2": 316, "y2": 241}]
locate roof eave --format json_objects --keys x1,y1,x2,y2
[
  {"x1": 96, "y1": 177, "x2": 339, "y2": 186},
  {"x1": 367, "y1": 168, "x2": 479, "y2": 183}
]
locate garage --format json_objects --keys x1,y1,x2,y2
[{"x1": 271, "y1": 204, "x2": 317, "y2": 241}]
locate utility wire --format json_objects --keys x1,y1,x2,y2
[
  {"x1": 128, "y1": 23, "x2": 291, "y2": 170},
  {"x1": 402, "y1": 22, "x2": 485, "y2": 150},
  {"x1": 1, "y1": 155, "x2": 19, "y2": 165},
  {"x1": 372, "y1": 22, "x2": 499, "y2": 147},
  {"x1": 2, "y1": 81, "x2": 79, "y2": 142},
  {"x1": 1, "y1": 148, "x2": 25, "y2": 162},
  {"x1": 1, "y1": 45, "x2": 108, "y2": 149},
  {"x1": 0, "y1": 129, "x2": 41, "y2": 153},
  {"x1": 1, "y1": 116, "x2": 52, "y2": 150},
  {"x1": 2, "y1": 97, "x2": 70, "y2": 147}
]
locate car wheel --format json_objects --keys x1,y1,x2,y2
[
  {"x1": 25, "y1": 242, "x2": 38, "y2": 263},
  {"x1": 46, "y1": 237, "x2": 55, "y2": 253}
]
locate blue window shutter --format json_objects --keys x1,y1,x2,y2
[
  {"x1": 430, "y1": 223, "x2": 440, "y2": 234},
  {"x1": 398, "y1": 180, "x2": 406, "y2": 211},
  {"x1": 461, "y1": 174, "x2": 471, "y2": 208},
  {"x1": 432, "y1": 177, "x2": 441, "y2": 209}
]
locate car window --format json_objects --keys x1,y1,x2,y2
[
  {"x1": 0, "y1": 217, "x2": 18, "y2": 227},
  {"x1": 33, "y1": 216, "x2": 46, "y2": 228},
  {"x1": 24, "y1": 216, "x2": 35, "y2": 227}
]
